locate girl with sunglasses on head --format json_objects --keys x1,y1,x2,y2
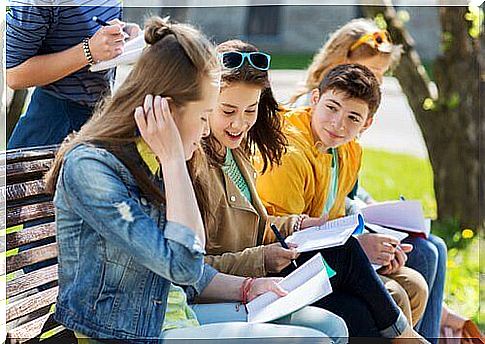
[
  {"x1": 288, "y1": 18, "x2": 447, "y2": 343},
  {"x1": 199, "y1": 39, "x2": 428, "y2": 342},
  {"x1": 45, "y1": 17, "x2": 336, "y2": 343}
]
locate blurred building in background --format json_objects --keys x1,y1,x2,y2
[{"x1": 123, "y1": 4, "x2": 440, "y2": 62}]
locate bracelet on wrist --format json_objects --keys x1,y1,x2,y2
[
  {"x1": 293, "y1": 214, "x2": 307, "y2": 232},
  {"x1": 82, "y1": 38, "x2": 95, "y2": 66},
  {"x1": 240, "y1": 277, "x2": 256, "y2": 305}
]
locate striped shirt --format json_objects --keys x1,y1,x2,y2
[{"x1": 6, "y1": 1, "x2": 122, "y2": 107}]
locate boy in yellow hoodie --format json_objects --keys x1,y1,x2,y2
[{"x1": 256, "y1": 64, "x2": 428, "y2": 328}]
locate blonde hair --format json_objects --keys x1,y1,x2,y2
[
  {"x1": 45, "y1": 16, "x2": 219, "y2": 226},
  {"x1": 290, "y1": 18, "x2": 402, "y2": 104}
]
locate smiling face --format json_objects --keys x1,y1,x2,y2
[
  {"x1": 173, "y1": 77, "x2": 220, "y2": 160},
  {"x1": 310, "y1": 88, "x2": 374, "y2": 150},
  {"x1": 210, "y1": 82, "x2": 262, "y2": 153}
]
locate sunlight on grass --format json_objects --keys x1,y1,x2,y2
[{"x1": 360, "y1": 148, "x2": 437, "y2": 218}]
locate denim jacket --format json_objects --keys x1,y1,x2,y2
[{"x1": 53, "y1": 144, "x2": 218, "y2": 341}]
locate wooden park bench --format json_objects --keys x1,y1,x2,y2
[{"x1": 3, "y1": 145, "x2": 76, "y2": 344}]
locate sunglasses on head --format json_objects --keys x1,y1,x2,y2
[
  {"x1": 349, "y1": 30, "x2": 392, "y2": 53},
  {"x1": 219, "y1": 51, "x2": 271, "y2": 71}
]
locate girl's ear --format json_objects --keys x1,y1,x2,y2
[{"x1": 310, "y1": 88, "x2": 321, "y2": 106}]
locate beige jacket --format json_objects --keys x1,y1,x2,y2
[{"x1": 204, "y1": 148, "x2": 299, "y2": 277}]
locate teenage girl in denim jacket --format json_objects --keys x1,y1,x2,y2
[{"x1": 45, "y1": 17, "x2": 343, "y2": 343}]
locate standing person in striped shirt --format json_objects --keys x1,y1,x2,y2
[{"x1": 6, "y1": 0, "x2": 141, "y2": 149}]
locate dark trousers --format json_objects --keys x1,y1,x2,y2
[{"x1": 275, "y1": 236, "x2": 404, "y2": 339}]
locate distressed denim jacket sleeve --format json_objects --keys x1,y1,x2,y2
[
  {"x1": 185, "y1": 263, "x2": 219, "y2": 303},
  {"x1": 60, "y1": 147, "x2": 205, "y2": 285}
]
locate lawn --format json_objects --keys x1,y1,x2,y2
[{"x1": 360, "y1": 147, "x2": 482, "y2": 330}]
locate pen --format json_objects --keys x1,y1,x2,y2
[
  {"x1": 92, "y1": 16, "x2": 110, "y2": 26},
  {"x1": 270, "y1": 223, "x2": 298, "y2": 268},
  {"x1": 399, "y1": 194, "x2": 406, "y2": 201},
  {"x1": 92, "y1": 16, "x2": 129, "y2": 40}
]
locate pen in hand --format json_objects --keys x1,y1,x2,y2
[
  {"x1": 92, "y1": 16, "x2": 129, "y2": 40},
  {"x1": 92, "y1": 16, "x2": 110, "y2": 27},
  {"x1": 270, "y1": 223, "x2": 298, "y2": 268}
]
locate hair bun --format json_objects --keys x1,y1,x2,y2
[{"x1": 144, "y1": 16, "x2": 175, "y2": 45}]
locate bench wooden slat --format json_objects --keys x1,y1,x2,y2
[
  {"x1": 6, "y1": 146, "x2": 58, "y2": 164},
  {"x1": 7, "y1": 313, "x2": 51, "y2": 344},
  {"x1": 7, "y1": 243, "x2": 58, "y2": 274},
  {"x1": 7, "y1": 202, "x2": 54, "y2": 227},
  {"x1": 6, "y1": 286, "x2": 58, "y2": 322},
  {"x1": 7, "y1": 180, "x2": 47, "y2": 203},
  {"x1": 7, "y1": 265, "x2": 58, "y2": 299},
  {"x1": 7, "y1": 223, "x2": 56, "y2": 250},
  {"x1": 6, "y1": 159, "x2": 53, "y2": 183}
]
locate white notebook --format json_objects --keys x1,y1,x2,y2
[
  {"x1": 285, "y1": 214, "x2": 364, "y2": 253},
  {"x1": 361, "y1": 200, "x2": 429, "y2": 238},
  {"x1": 90, "y1": 33, "x2": 146, "y2": 72},
  {"x1": 247, "y1": 253, "x2": 332, "y2": 323}
]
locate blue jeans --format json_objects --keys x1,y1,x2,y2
[
  {"x1": 8, "y1": 87, "x2": 93, "y2": 149},
  {"x1": 191, "y1": 303, "x2": 348, "y2": 344},
  {"x1": 76, "y1": 304, "x2": 335, "y2": 343},
  {"x1": 403, "y1": 234, "x2": 447, "y2": 343}
]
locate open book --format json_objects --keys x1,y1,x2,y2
[
  {"x1": 361, "y1": 200, "x2": 430, "y2": 238},
  {"x1": 90, "y1": 33, "x2": 146, "y2": 72},
  {"x1": 285, "y1": 214, "x2": 364, "y2": 253},
  {"x1": 247, "y1": 253, "x2": 332, "y2": 323}
]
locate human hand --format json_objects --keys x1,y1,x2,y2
[
  {"x1": 379, "y1": 243, "x2": 413, "y2": 275},
  {"x1": 247, "y1": 277, "x2": 288, "y2": 302},
  {"x1": 300, "y1": 213, "x2": 328, "y2": 230},
  {"x1": 263, "y1": 242, "x2": 299, "y2": 273},
  {"x1": 124, "y1": 22, "x2": 142, "y2": 40},
  {"x1": 357, "y1": 233, "x2": 399, "y2": 266},
  {"x1": 134, "y1": 94, "x2": 185, "y2": 164},
  {"x1": 88, "y1": 20, "x2": 126, "y2": 62}
]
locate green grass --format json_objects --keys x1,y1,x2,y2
[
  {"x1": 360, "y1": 147, "x2": 482, "y2": 330},
  {"x1": 271, "y1": 53, "x2": 314, "y2": 70},
  {"x1": 360, "y1": 148, "x2": 437, "y2": 218}
]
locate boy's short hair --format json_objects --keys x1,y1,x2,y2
[{"x1": 317, "y1": 63, "x2": 381, "y2": 117}]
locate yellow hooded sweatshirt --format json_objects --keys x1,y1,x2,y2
[{"x1": 255, "y1": 107, "x2": 362, "y2": 220}]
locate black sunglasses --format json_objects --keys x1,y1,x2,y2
[{"x1": 219, "y1": 51, "x2": 271, "y2": 71}]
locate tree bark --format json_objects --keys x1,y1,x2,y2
[{"x1": 361, "y1": 4, "x2": 484, "y2": 230}]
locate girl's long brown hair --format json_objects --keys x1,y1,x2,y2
[
  {"x1": 45, "y1": 16, "x2": 220, "y2": 227},
  {"x1": 204, "y1": 40, "x2": 287, "y2": 173}
]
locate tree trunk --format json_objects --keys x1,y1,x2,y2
[{"x1": 361, "y1": 4, "x2": 484, "y2": 230}]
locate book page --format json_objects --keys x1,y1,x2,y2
[
  {"x1": 90, "y1": 33, "x2": 146, "y2": 72},
  {"x1": 319, "y1": 214, "x2": 360, "y2": 230},
  {"x1": 364, "y1": 223, "x2": 409, "y2": 242},
  {"x1": 247, "y1": 253, "x2": 332, "y2": 323},
  {"x1": 247, "y1": 269, "x2": 332, "y2": 323},
  {"x1": 286, "y1": 214, "x2": 362, "y2": 252},
  {"x1": 361, "y1": 201, "x2": 429, "y2": 237}
]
